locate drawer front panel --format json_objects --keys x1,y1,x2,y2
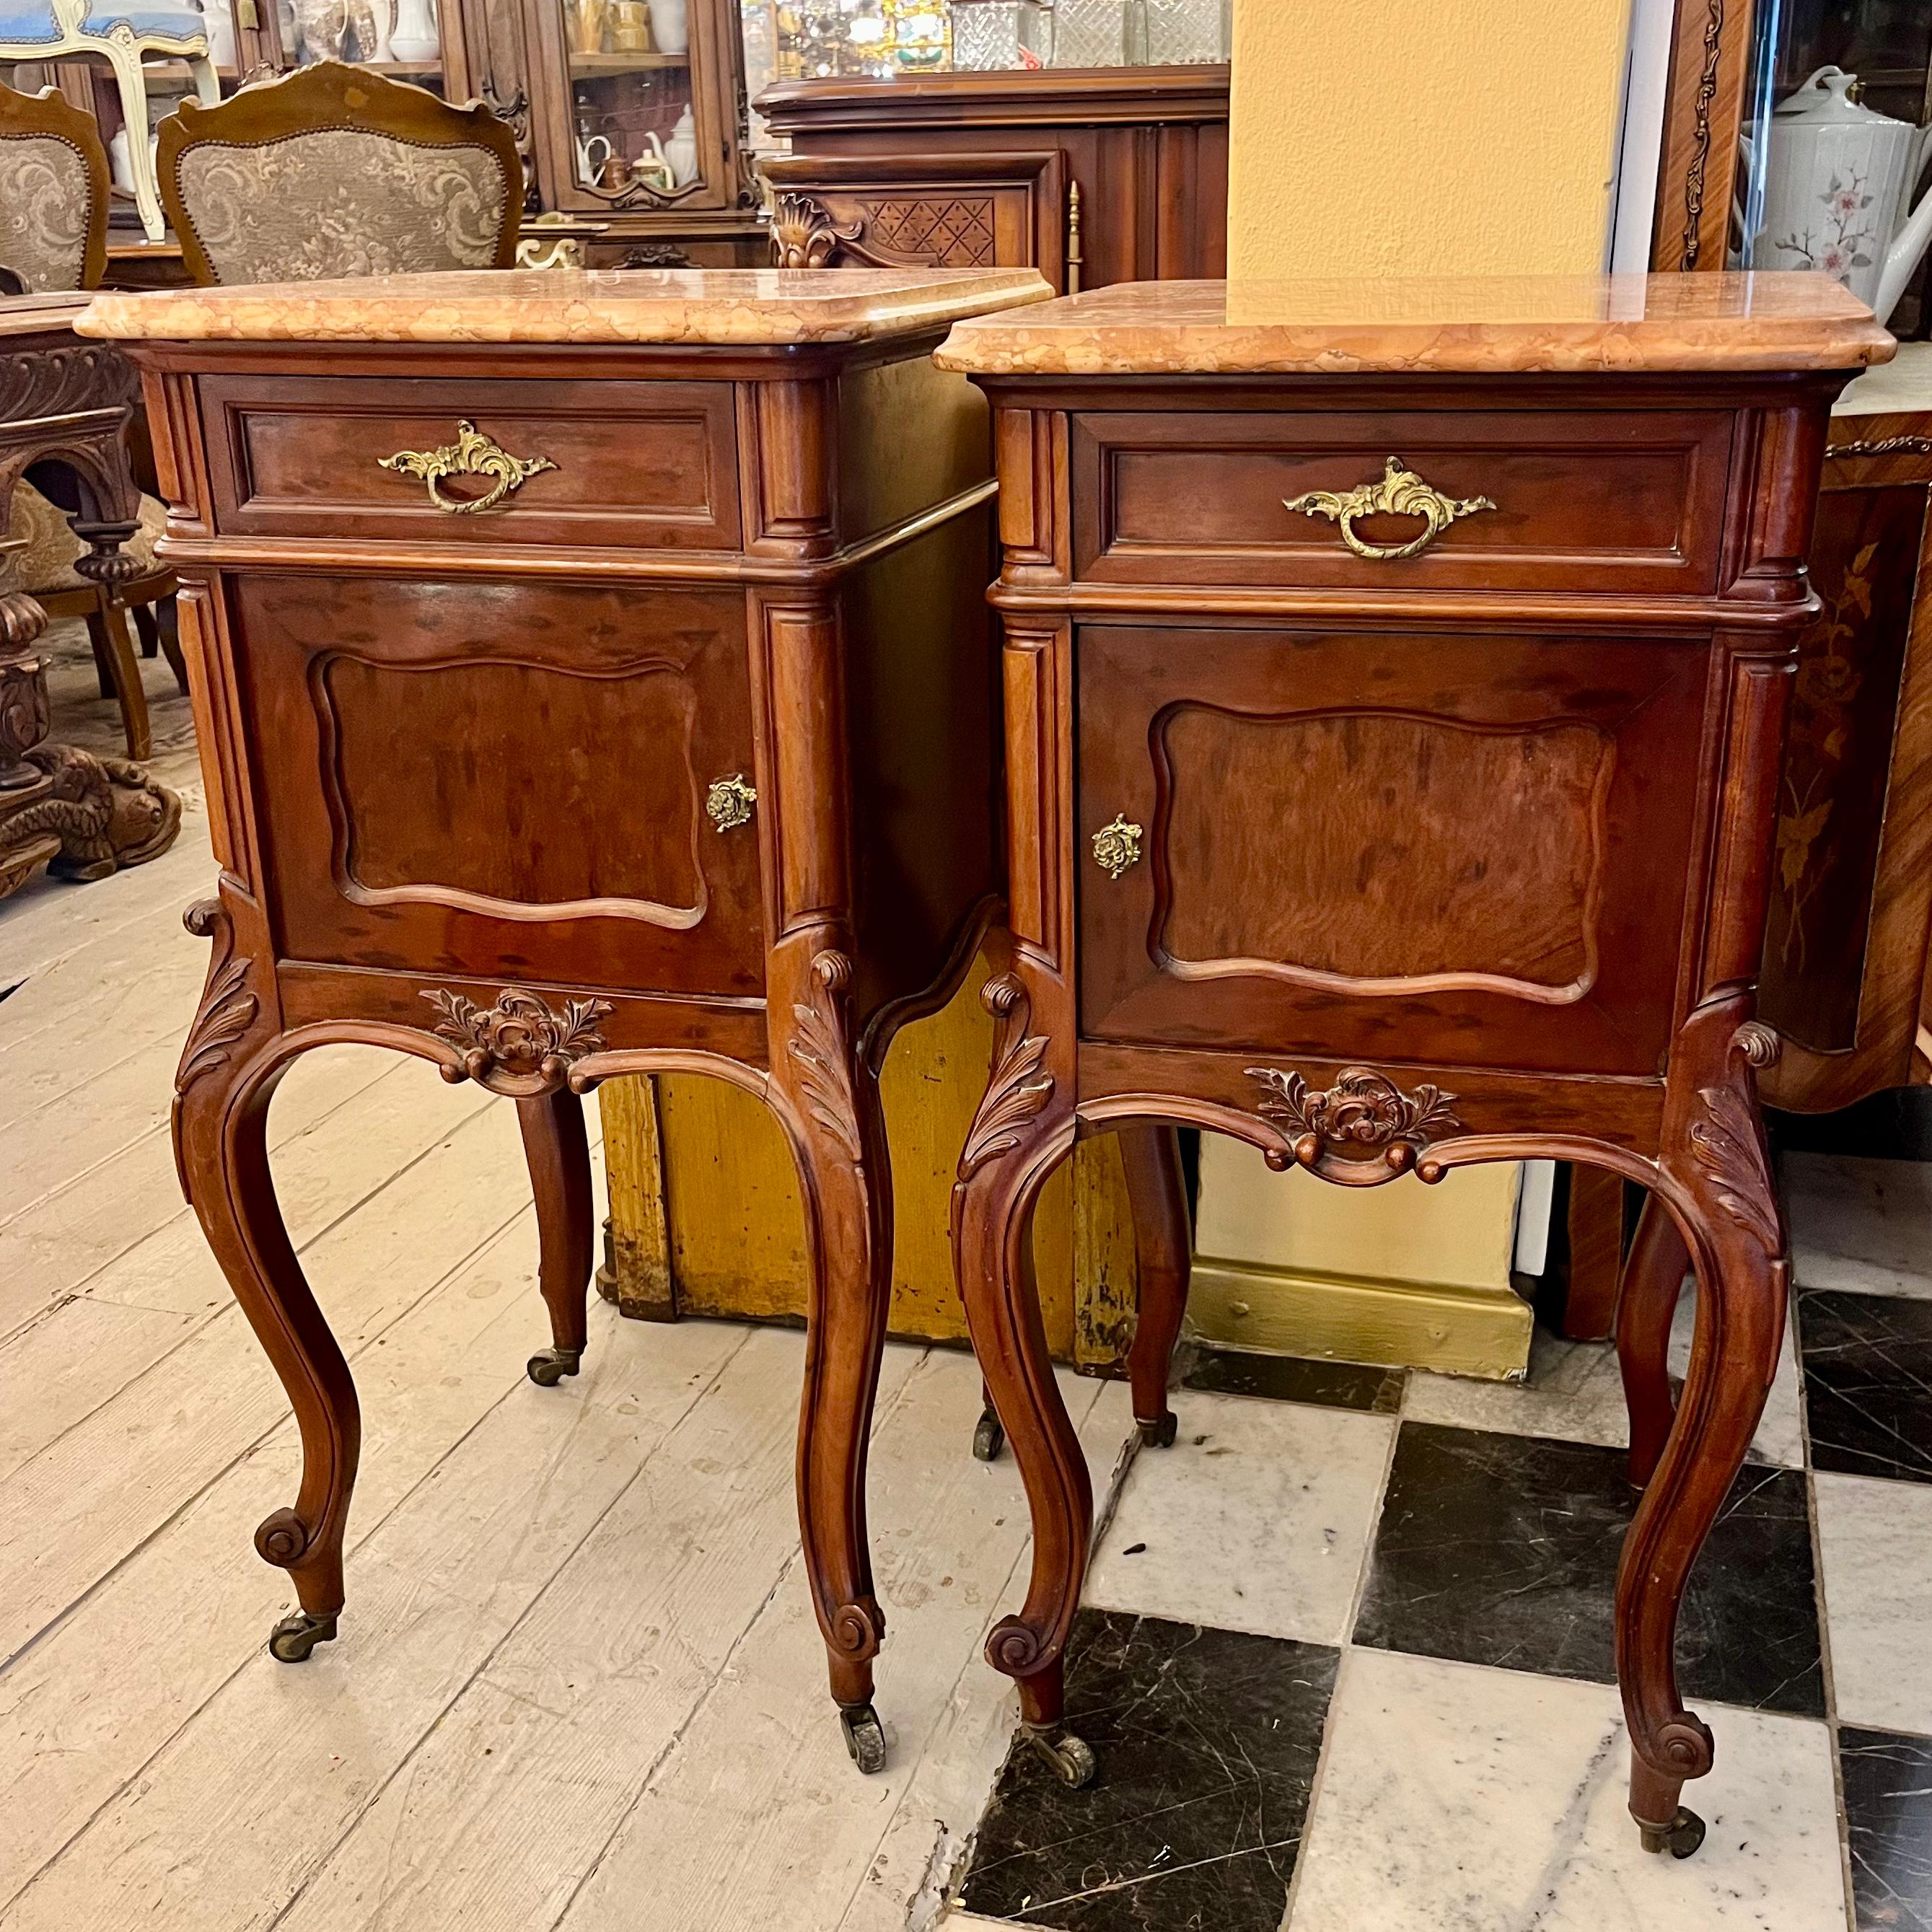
[
  {"x1": 1071, "y1": 409, "x2": 1734, "y2": 594},
  {"x1": 1076, "y1": 623, "x2": 1709, "y2": 1076},
  {"x1": 233, "y1": 573, "x2": 764, "y2": 996},
  {"x1": 203, "y1": 375, "x2": 740, "y2": 550}
]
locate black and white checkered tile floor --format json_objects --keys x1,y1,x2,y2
[{"x1": 945, "y1": 1150, "x2": 1932, "y2": 1932}]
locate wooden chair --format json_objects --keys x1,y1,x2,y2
[
  {"x1": 0, "y1": 78, "x2": 183, "y2": 760},
  {"x1": 156, "y1": 61, "x2": 522, "y2": 286},
  {"x1": 0, "y1": 0, "x2": 219, "y2": 242}
]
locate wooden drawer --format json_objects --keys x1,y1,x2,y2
[
  {"x1": 231, "y1": 573, "x2": 765, "y2": 998},
  {"x1": 1074, "y1": 622, "x2": 1711, "y2": 1078},
  {"x1": 201, "y1": 374, "x2": 741, "y2": 551},
  {"x1": 1070, "y1": 408, "x2": 1736, "y2": 594}
]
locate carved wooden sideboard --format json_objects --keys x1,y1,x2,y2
[
  {"x1": 758, "y1": 67, "x2": 1228, "y2": 293},
  {"x1": 934, "y1": 274, "x2": 1889, "y2": 1851},
  {"x1": 0, "y1": 292, "x2": 180, "y2": 900},
  {"x1": 82, "y1": 263, "x2": 1050, "y2": 1773}
]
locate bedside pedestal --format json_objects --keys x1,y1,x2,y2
[
  {"x1": 935, "y1": 273, "x2": 1889, "y2": 1849},
  {"x1": 84, "y1": 265, "x2": 1048, "y2": 1768}
]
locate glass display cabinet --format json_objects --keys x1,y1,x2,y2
[{"x1": 1732, "y1": 1, "x2": 1932, "y2": 336}]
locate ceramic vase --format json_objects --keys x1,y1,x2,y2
[
  {"x1": 387, "y1": 0, "x2": 439, "y2": 63},
  {"x1": 197, "y1": 0, "x2": 239, "y2": 69},
  {"x1": 649, "y1": 0, "x2": 686, "y2": 54},
  {"x1": 663, "y1": 102, "x2": 698, "y2": 183}
]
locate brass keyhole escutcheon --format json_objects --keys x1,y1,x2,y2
[
  {"x1": 1092, "y1": 813, "x2": 1143, "y2": 879},
  {"x1": 1284, "y1": 455, "x2": 1497, "y2": 562},
  {"x1": 706, "y1": 773, "x2": 758, "y2": 831},
  {"x1": 377, "y1": 420, "x2": 557, "y2": 515}
]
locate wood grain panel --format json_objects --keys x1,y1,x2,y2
[{"x1": 1156, "y1": 706, "x2": 1612, "y2": 999}]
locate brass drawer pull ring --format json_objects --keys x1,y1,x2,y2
[
  {"x1": 1285, "y1": 455, "x2": 1497, "y2": 561},
  {"x1": 1092, "y1": 813, "x2": 1143, "y2": 879},
  {"x1": 377, "y1": 419, "x2": 557, "y2": 515},
  {"x1": 706, "y1": 773, "x2": 758, "y2": 830}
]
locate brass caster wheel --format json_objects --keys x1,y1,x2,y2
[
  {"x1": 972, "y1": 1405, "x2": 1006, "y2": 1463},
  {"x1": 840, "y1": 1702, "x2": 887, "y2": 1775},
  {"x1": 268, "y1": 1609, "x2": 338, "y2": 1663},
  {"x1": 1638, "y1": 1807, "x2": 1705, "y2": 1859},
  {"x1": 527, "y1": 1346, "x2": 583, "y2": 1388},
  {"x1": 1137, "y1": 1412, "x2": 1177, "y2": 1449},
  {"x1": 1023, "y1": 1726, "x2": 1097, "y2": 1788}
]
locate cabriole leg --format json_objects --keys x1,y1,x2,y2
[
  {"x1": 173, "y1": 900, "x2": 359, "y2": 1663},
  {"x1": 517, "y1": 1087, "x2": 594, "y2": 1387},
  {"x1": 1616, "y1": 1026, "x2": 1786, "y2": 1856},
  {"x1": 953, "y1": 976, "x2": 1093, "y2": 1786},
  {"x1": 1617, "y1": 1189, "x2": 1691, "y2": 1488},
  {"x1": 1120, "y1": 1123, "x2": 1190, "y2": 1447}
]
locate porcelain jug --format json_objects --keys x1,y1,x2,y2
[
  {"x1": 663, "y1": 105, "x2": 698, "y2": 185},
  {"x1": 1754, "y1": 66, "x2": 1932, "y2": 322},
  {"x1": 387, "y1": 0, "x2": 439, "y2": 63}
]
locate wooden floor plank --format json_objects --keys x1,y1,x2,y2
[
  {"x1": 551, "y1": 1361, "x2": 1136, "y2": 1932},
  {"x1": 0, "y1": 1098, "x2": 540, "y2": 1662},
  {"x1": 271, "y1": 1327, "x2": 924, "y2": 1932},
  {"x1": 0, "y1": 1234, "x2": 730, "y2": 1931}
]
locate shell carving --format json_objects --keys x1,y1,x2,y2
[
  {"x1": 421, "y1": 986, "x2": 612, "y2": 1095},
  {"x1": 1247, "y1": 1063, "x2": 1462, "y2": 1182}
]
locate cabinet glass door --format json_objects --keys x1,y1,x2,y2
[
  {"x1": 538, "y1": 0, "x2": 733, "y2": 211},
  {"x1": 1736, "y1": 0, "x2": 1932, "y2": 338}
]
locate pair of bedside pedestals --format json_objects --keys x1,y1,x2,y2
[{"x1": 84, "y1": 268, "x2": 1888, "y2": 1852}]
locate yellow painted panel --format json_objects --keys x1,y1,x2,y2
[{"x1": 1227, "y1": 0, "x2": 1633, "y2": 279}]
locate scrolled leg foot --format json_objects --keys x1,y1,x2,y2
[
  {"x1": 1022, "y1": 1724, "x2": 1097, "y2": 1788},
  {"x1": 268, "y1": 1608, "x2": 339, "y2": 1663},
  {"x1": 526, "y1": 1345, "x2": 583, "y2": 1387},
  {"x1": 973, "y1": 1402, "x2": 1006, "y2": 1462},
  {"x1": 840, "y1": 1701, "x2": 887, "y2": 1775}
]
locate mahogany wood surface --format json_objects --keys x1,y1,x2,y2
[
  {"x1": 758, "y1": 68, "x2": 1228, "y2": 294},
  {"x1": 953, "y1": 350, "x2": 1843, "y2": 1848},
  {"x1": 134, "y1": 315, "x2": 1008, "y2": 1755}
]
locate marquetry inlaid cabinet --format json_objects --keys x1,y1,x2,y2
[
  {"x1": 82, "y1": 263, "x2": 1048, "y2": 1772},
  {"x1": 934, "y1": 273, "x2": 1890, "y2": 1853}
]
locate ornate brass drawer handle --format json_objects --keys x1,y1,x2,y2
[
  {"x1": 706, "y1": 773, "x2": 757, "y2": 831},
  {"x1": 377, "y1": 419, "x2": 557, "y2": 515},
  {"x1": 1284, "y1": 455, "x2": 1497, "y2": 562},
  {"x1": 1091, "y1": 813, "x2": 1143, "y2": 879}
]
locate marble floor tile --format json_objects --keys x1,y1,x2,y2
[
  {"x1": 1840, "y1": 1727, "x2": 1932, "y2": 1932},
  {"x1": 956, "y1": 1610, "x2": 1336, "y2": 1932},
  {"x1": 1404, "y1": 1283, "x2": 1804, "y2": 1467},
  {"x1": 1801, "y1": 1291, "x2": 1932, "y2": 1483},
  {"x1": 1355, "y1": 1424, "x2": 1822, "y2": 1716},
  {"x1": 1084, "y1": 1389, "x2": 1392, "y2": 1646},
  {"x1": 1180, "y1": 1346, "x2": 1405, "y2": 1414},
  {"x1": 1815, "y1": 1471, "x2": 1932, "y2": 1734},
  {"x1": 1288, "y1": 1649, "x2": 1845, "y2": 1931},
  {"x1": 1786, "y1": 1151, "x2": 1932, "y2": 1299}
]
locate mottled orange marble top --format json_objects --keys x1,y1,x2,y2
[
  {"x1": 76, "y1": 267, "x2": 1053, "y2": 346},
  {"x1": 933, "y1": 274, "x2": 1896, "y2": 376}
]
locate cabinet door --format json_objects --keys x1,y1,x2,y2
[
  {"x1": 1075, "y1": 623, "x2": 1711, "y2": 1077},
  {"x1": 232, "y1": 572, "x2": 765, "y2": 997}
]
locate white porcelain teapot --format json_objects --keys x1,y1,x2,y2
[{"x1": 1752, "y1": 66, "x2": 1932, "y2": 322}]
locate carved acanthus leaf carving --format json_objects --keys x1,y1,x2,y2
[
  {"x1": 1688, "y1": 1080, "x2": 1783, "y2": 1257},
  {"x1": 787, "y1": 952, "x2": 863, "y2": 1164},
  {"x1": 178, "y1": 897, "x2": 258, "y2": 1092},
  {"x1": 0, "y1": 340, "x2": 139, "y2": 426},
  {"x1": 422, "y1": 985, "x2": 612, "y2": 1095},
  {"x1": 770, "y1": 191, "x2": 862, "y2": 268},
  {"x1": 1247, "y1": 1063, "x2": 1462, "y2": 1182},
  {"x1": 959, "y1": 976, "x2": 1054, "y2": 1180}
]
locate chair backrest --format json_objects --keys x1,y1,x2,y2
[
  {"x1": 155, "y1": 61, "x2": 522, "y2": 287},
  {"x1": 0, "y1": 79, "x2": 109, "y2": 292}
]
